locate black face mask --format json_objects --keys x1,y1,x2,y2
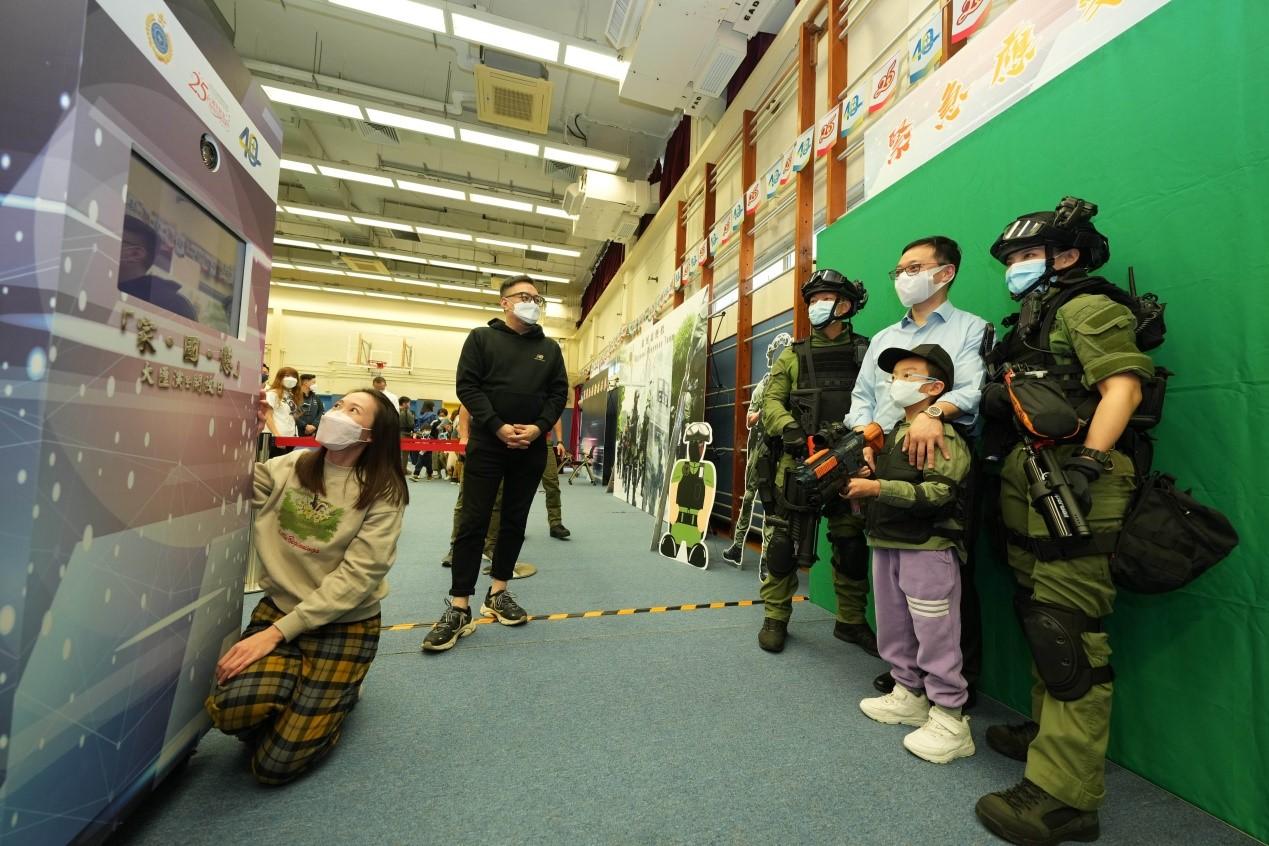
[{"x1": 261, "y1": 372, "x2": 269, "y2": 384}]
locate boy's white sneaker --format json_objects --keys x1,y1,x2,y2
[
  {"x1": 859, "y1": 685, "x2": 930, "y2": 727},
  {"x1": 903, "y1": 706, "x2": 976, "y2": 763}
]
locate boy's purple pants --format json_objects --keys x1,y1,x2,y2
[{"x1": 872, "y1": 547, "x2": 968, "y2": 709}]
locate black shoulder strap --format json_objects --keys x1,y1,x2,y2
[
  {"x1": 1035, "y1": 277, "x2": 1128, "y2": 348},
  {"x1": 793, "y1": 339, "x2": 815, "y2": 389},
  {"x1": 852, "y1": 332, "x2": 869, "y2": 366}
]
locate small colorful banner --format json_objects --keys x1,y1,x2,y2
[
  {"x1": 687, "y1": 249, "x2": 699, "y2": 274},
  {"x1": 672, "y1": 265, "x2": 683, "y2": 289},
  {"x1": 730, "y1": 199, "x2": 744, "y2": 233},
  {"x1": 863, "y1": 0, "x2": 1172, "y2": 200},
  {"x1": 951, "y1": 0, "x2": 992, "y2": 43},
  {"x1": 709, "y1": 224, "x2": 723, "y2": 255},
  {"x1": 791, "y1": 127, "x2": 815, "y2": 172},
  {"x1": 764, "y1": 163, "x2": 781, "y2": 198},
  {"x1": 778, "y1": 146, "x2": 795, "y2": 185},
  {"x1": 815, "y1": 106, "x2": 840, "y2": 156},
  {"x1": 909, "y1": 10, "x2": 943, "y2": 82},
  {"x1": 695, "y1": 239, "x2": 710, "y2": 267},
  {"x1": 745, "y1": 181, "x2": 762, "y2": 212},
  {"x1": 869, "y1": 51, "x2": 902, "y2": 113},
  {"x1": 840, "y1": 87, "x2": 867, "y2": 136}
]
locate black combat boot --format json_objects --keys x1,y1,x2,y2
[
  {"x1": 986, "y1": 720, "x2": 1041, "y2": 762},
  {"x1": 833, "y1": 621, "x2": 879, "y2": 657},
  {"x1": 976, "y1": 779, "x2": 1100, "y2": 845},
  {"x1": 758, "y1": 618, "x2": 788, "y2": 653}
]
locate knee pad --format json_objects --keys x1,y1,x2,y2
[
  {"x1": 829, "y1": 534, "x2": 868, "y2": 581},
  {"x1": 765, "y1": 518, "x2": 797, "y2": 579},
  {"x1": 1017, "y1": 598, "x2": 1114, "y2": 701}
]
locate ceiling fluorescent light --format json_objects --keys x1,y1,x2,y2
[
  {"x1": 437, "y1": 283, "x2": 478, "y2": 293},
  {"x1": 274, "y1": 282, "x2": 323, "y2": 291},
  {"x1": 376, "y1": 250, "x2": 430, "y2": 265},
  {"x1": 316, "y1": 165, "x2": 394, "y2": 187},
  {"x1": 531, "y1": 243, "x2": 582, "y2": 257},
  {"x1": 450, "y1": 12, "x2": 560, "y2": 63},
  {"x1": 430, "y1": 259, "x2": 479, "y2": 272},
  {"x1": 446, "y1": 300, "x2": 486, "y2": 310},
  {"x1": 351, "y1": 215, "x2": 415, "y2": 232},
  {"x1": 280, "y1": 159, "x2": 317, "y2": 174},
  {"x1": 537, "y1": 206, "x2": 577, "y2": 220},
  {"x1": 480, "y1": 266, "x2": 510, "y2": 275},
  {"x1": 272, "y1": 261, "x2": 296, "y2": 270},
  {"x1": 470, "y1": 193, "x2": 533, "y2": 212},
  {"x1": 328, "y1": 0, "x2": 444, "y2": 32},
  {"x1": 283, "y1": 206, "x2": 351, "y2": 222},
  {"x1": 544, "y1": 296, "x2": 563, "y2": 303},
  {"x1": 346, "y1": 272, "x2": 393, "y2": 281},
  {"x1": 365, "y1": 291, "x2": 408, "y2": 300},
  {"x1": 394, "y1": 277, "x2": 438, "y2": 287},
  {"x1": 416, "y1": 226, "x2": 472, "y2": 242},
  {"x1": 396, "y1": 179, "x2": 466, "y2": 201},
  {"x1": 528, "y1": 272, "x2": 570, "y2": 284},
  {"x1": 274, "y1": 237, "x2": 321, "y2": 249},
  {"x1": 542, "y1": 145, "x2": 621, "y2": 174},
  {"x1": 320, "y1": 244, "x2": 376, "y2": 256},
  {"x1": 321, "y1": 286, "x2": 365, "y2": 295},
  {"x1": 458, "y1": 128, "x2": 539, "y2": 157},
  {"x1": 364, "y1": 107, "x2": 455, "y2": 140},
  {"x1": 261, "y1": 85, "x2": 363, "y2": 119},
  {"x1": 562, "y1": 44, "x2": 628, "y2": 81},
  {"x1": 476, "y1": 237, "x2": 529, "y2": 250},
  {"x1": 295, "y1": 265, "x2": 347, "y2": 276}
]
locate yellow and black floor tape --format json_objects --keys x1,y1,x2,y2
[{"x1": 385, "y1": 595, "x2": 809, "y2": 632}]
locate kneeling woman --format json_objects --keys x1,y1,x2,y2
[{"x1": 207, "y1": 388, "x2": 407, "y2": 784}]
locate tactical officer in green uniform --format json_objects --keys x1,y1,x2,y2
[
  {"x1": 975, "y1": 198, "x2": 1154, "y2": 846},
  {"x1": 757, "y1": 270, "x2": 874, "y2": 654}
]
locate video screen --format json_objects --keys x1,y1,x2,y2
[{"x1": 119, "y1": 153, "x2": 245, "y2": 335}]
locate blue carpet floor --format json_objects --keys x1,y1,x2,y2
[{"x1": 111, "y1": 473, "x2": 1260, "y2": 845}]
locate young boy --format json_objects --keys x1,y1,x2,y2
[{"x1": 844, "y1": 343, "x2": 974, "y2": 764}]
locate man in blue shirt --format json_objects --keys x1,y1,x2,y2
[{"x1": 847, "y1": 235, "x2": 990, "y2": 704}]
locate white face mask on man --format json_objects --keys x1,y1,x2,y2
[
  {"x1": 893, "y1": 265, "x2": 950, "y2": 308},
  {"x1": 512, "y1": 300, "x2": 541, "y2": 325}
]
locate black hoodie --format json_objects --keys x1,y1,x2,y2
[{"x1": 456, "y1": 318, "x2": 569, "y2": 442}]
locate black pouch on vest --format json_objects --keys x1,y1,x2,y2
[
  {"x1": 1005, "y1": 370, "x2": 1082, "y2": 440},
  {"x1": 1128, "y1": 368, "x2": 1170, "y2": 430},
  {"x1": 1113, "y1": 472, "x2": 1239, "y2": 593}
]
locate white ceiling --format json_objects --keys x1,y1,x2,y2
[{"x1": 212, "y1": 0, "x2": 697, "y2": 308}]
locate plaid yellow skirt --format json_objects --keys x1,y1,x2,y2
[{"x1": 206, "y1": 598, "x2": 380, "y2": 785}]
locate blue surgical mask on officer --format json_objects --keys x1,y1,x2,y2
[
  {"x1": 1006, "y1": 258, "x2": 1048, "y2": 299},
  {"x1": 808, "y1": 300, "x2": 836, "y2": 327}
]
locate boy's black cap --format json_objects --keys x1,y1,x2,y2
[{"x1": 877, "y1": 343, "x2": 954, "y2": 387}]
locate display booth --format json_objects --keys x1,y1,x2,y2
[
  {"x1": 811, "y1": 1, "x2": 1266, "y2": 839},
  {"x1": 0, "y1": 1, "x2": 279, "y2": 842}
]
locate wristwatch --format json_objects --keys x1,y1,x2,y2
[
  {"x1": 1074, "y1": 446, "x2": 1111, "y2": 467},
  {"x1": 922, "y1": 405, "x2": 944, "y2": 420}
]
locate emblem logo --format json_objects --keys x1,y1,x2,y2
[{"x1": 145, "y1": 13, "x2": 173, "y2": 64}]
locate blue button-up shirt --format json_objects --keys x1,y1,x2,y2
[{"x1": 846, "y1": 300, "x2": 990, "y2": 433}]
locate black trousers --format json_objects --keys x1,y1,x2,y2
[{"x1": 450, "y1": 436, "x2": 548, "y2": 597}]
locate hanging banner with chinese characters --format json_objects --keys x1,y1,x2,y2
[
  {"x1": 764, "y1": 164, "x2": 781, "y2": 198},
  {"x1": 730, "y1": 199, "x2": 745, "y2": 233},
  {"x1": 791, "y1": 127, "x2": 815, "y2": 171},
  {"x1": 950, "y1": 0, "x2": 993, "y2": 43},
  {"x1": 709, "y1": 223, "x2": 723, "y2": 255},
  {"x1": 695, "y1": 238, "x2": 710, "y2": 267},
  {"x1": 745, "y1": 181, "x2": 762, "y2": 213},
  {"x1": 672, "y1": 265, "x2": 683, "y2": 290},
  {"x1": 862, "y1": 0, "x2": 1172, "y2": 201},
  {"x1": 868, "y1": 51, "x2": 902, "y2": 113},
  {"x1": 687, "y1": 248, "x2": 699, "y2": 276},
  {"x1": 815, "y1": 106, "x2": 840, "y2": 156},
  {"x1": 777, "y1": 147, "x2": 794, "y2": 186},
  {"x1": 840, "y1": 87, "x2": 867, "y2": 136},
  {"x1": 908, "y1": 10, "x2": 943, "y2": 82}
]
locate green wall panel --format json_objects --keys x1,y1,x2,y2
[{"x1": 810, "y1": 1, "x2": 1268, "y2": 838}]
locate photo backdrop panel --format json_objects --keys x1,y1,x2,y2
[{"x1": 813, "y1": 2, "x2": 1268, "y2": 839}]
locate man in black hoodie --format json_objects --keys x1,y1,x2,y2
[{"x1": 422, "y1": 275, "x2": 570, "y2": 652}]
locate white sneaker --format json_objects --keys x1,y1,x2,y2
[
  {"x1": 903, "y1": 706, "x2": 975, "y2": 763},
  {"x1": 859, "y1": 685, "x2": 930, "y2": 727}
]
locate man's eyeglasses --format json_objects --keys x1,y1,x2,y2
[
  {"x1": 887, "y1": 262, "x2": 944, "y2": 281},
  {"x1": 505, "y1": 292, "x2": 546, "y2": 306}
]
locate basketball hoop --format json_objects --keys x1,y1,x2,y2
[{"x1": 371, "y1": 360, "x2": 386, "y2": 370}]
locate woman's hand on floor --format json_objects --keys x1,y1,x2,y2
[{"x1": 216, "y1": 625, "x2": 285, "y2": 684}]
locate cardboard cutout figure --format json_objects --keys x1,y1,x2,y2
[{"x1": 658, "y1": 422, "x2": 717, "y2": 569}]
